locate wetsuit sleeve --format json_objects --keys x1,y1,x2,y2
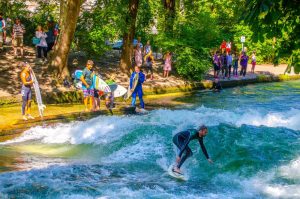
[
  {"x1": 129, "y1": 73, "x2": 134, "y2": 89},
  {"x1": 139, "y1": 72, "x2": 145, "y2": 84},
  {"x1": 199, "y1": 138, "x2": 209, "y2": 159}
]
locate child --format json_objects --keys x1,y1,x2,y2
[
  {"x1": 163, "y1": 51, "x2": 172, "y2": 78},
  {"x1": 145, "y1": 53, "x2": 155, "y2": 80},
  {"x1": 130, "y1": 66, "x2": 145, "y2": 109}
]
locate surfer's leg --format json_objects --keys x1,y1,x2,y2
[
  {"x1": 137, "y1": 89, "x2": 144, "y2": 109},
  {"x1": 26, "y1": 89, "x2": 32, "y2": 116},
  {"x1": 21, "y1": 88, "x2": 27, "y2": 116},
  {"x1": 131, "y1": 91, "x2": 137, "y2": 107},
  {"x1": 178, "y1": 146, "x2": 193, "y2": 169}
]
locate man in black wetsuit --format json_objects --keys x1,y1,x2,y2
[
  {"x1": 211, "y1": 78, "x2": 222, "y2": 92},
  {"x1": 172, "y1": 125, "x2": 213, "y2": 174}
]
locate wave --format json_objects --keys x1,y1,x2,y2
[{"x1": 2, "y1": 106, "x2": 299, "y2": 146}]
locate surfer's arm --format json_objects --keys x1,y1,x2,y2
[
  {"x1": 199, "y1": 138, "x2": 209, "y2": 159},
  {"x1": 80, "y1": 76, "x2": 89, "y2": 88}
]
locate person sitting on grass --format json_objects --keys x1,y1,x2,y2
[{"x1": 80, "y1": 60, "x2": 94, "y2": 112}]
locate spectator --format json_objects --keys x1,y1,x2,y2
[
  {"x1": 232, "y1": 53, "x2": 239, "y2": 78},
  {"x1": 145, "y1": 52, "x2": 155, "y2": 80},
  {"x1": 35, "y1": 25, "x2": 48, "y2": 61},
  {"x1": 143, "y1": 40, "x2": 152, "y2": 62},
  {"x1": 163, "y1": 51, "x2": 172, "y2": 78},
  {"x1": 0, "y1": 13, "x2": 6, "y2": 50},
  {"x1": 12, "y1": 17, "x2": 25, "y2": 58},
  {"x1": 240, "y1": 52, "x2": 249, "y2": 77},
  {"x1": 46, "y1": 20, "x2": 56, "y2": 52},
  {"x1": 226, "y1": 52, "x2": 233, "y2": 79},
  {"x1": 213, "y1": 52, "x2": 219, "y2": 78},
  {"x1": 226, "y1": 41, "x2": 231, "y2": 53},
  {"x1": 134, "y1": 44, "x2": 142, "y2": 67},
  {"x1": 251, "y1": 51, "x2": 256, "y2": 73},
  {"x1": 220, "y1": 40, "x2": 226, "y2": 54}
]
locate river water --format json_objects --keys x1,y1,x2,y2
[{"x1": 0, "y1": 81, "x2": 300, "y2": 199}]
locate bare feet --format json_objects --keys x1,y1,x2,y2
[
  {"x1": 22, "y1": 115, "x2": 28, "y2": 121},
  {"x1": 27, "y1": 115, "x2": 35, "y2": 120},
  {"x1": 172, "y1": 166, "x2": 182, "y2": 174}
]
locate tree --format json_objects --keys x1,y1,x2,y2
[
  {"x1": 243, "y1": 0, "x2": 300, "y2": 70},
  {"x1": 50, "y1": 0, "x2": 84, "y2": 78},
  {"x1": 119, "y1": 0, "x2": 140, "y2": 73},
  {"x1": 163, "y1": 0, "x2": 175, "y2": 34}
]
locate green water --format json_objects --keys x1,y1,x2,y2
[{"x1": 0, "y1": 81, "x2": 300, "y2": 198}]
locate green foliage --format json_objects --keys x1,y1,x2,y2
[{"x1": 175, "y1": 47, "x2": 211, "y2": 80}]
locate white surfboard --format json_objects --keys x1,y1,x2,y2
[
  {"x1": 30, "y1": 70, "x2": 46, "y2": 118},
  {"x1": 108, "y1": 83, "x2": 127, "y2": 98},
  {"x1": 124, "y1": 73, "x2": 139, "y2": 100},
  {"x1": 167, "y1": 165, "x2": 187, "y2": 181},
  {"x1": 135, "y1": 107, "x2": 148, "y2": 114}
]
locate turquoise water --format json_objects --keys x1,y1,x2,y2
[{"x1": 0, "y1": 81, "x2": 300, "y2": 198}]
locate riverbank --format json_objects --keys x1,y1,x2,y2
[{"x1": 0, "y1": 92, "x2": 190, "y2": 141}]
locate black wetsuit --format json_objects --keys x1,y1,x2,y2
[
  {"x1": 172, "y1": 129, "x2": 209, "y2": 168},
  {"x1": 212, "y1": 81, "x2": 222, "y2": 92}
]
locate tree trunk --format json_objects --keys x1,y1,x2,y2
[
  {"x1": 50, "y1": 0, "x2": 83, "y2": 78},
  {"x1": 120, "y1": 0, "x2": 140, "y2": 74},
  {"x1": 164, "y1": 0, "x2": 176, "y2": 34}
]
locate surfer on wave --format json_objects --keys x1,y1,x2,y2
[{"x1": 172, "y1": 125, "x2": 213, "y2": 175}]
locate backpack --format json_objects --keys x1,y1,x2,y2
[
  {"x1": 0, "y1": 21, "x2": 3, "y2": 32},
  {"x1": 72, "y1": 70, "x2": 83, "y2": 88}
]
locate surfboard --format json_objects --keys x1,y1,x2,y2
[
  {"x1": 93, "y1": 75, "x2": 111, "y2": 93},
  {"x1": 30, "y1": 70, "x2": 46, "y2": 118},
  {"x1": 107, "y1": 82, "x2": 127, "y2": 98},
  {"x1": 135, "y1": 107, "x2": 148, "y2": 114},
  {"x1": 124, "y1": 73, "x2": 139, "y2": 100},
  {"x1": 74, "y1": 70, "x2": 111, "y2": 93},
  {"x1": 167, "y1": 165, "x2": 187, "y2": 181}
]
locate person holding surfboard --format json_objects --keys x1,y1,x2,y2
[
  {"x1": 20, "y1": 62, "x2": 34, "y2": 120},
  {"x1": 130, "y1": 65, "x2": 145, "y2": 109},
  {"x1": 172, "y1": 125, "x2": 213, "y2": 175},
  {"x1": 80, "y1": 60, "x2": 94, "y2": 112}
]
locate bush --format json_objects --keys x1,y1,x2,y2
[{"x1": 175, "y1": 47, "x2": 211, "y2": 80}]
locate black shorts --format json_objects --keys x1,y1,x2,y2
[{"x1": 214, "y1": 63, "x2": 219, "y2": 71}]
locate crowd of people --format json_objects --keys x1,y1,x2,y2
[
  {"x1": 0, "y1": 13, "x2": 58, "y2": 60},
  {"x1": 133, "y1": 37, "x2": 173, "y2": 79},
  {"x1": 213, "y1": 40, "x2": 257, "y2": 80}
]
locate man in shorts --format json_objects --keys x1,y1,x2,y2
[
  {"x1": 12, "y1": 17, "x2": 25, "y2": 58},
  {"x1": 80, "y1": 60, "x2": 94, "y2": 112}
]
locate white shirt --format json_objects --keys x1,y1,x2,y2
[{"x1": 35, "y1": 31, "x2": 48, "y2": 47}]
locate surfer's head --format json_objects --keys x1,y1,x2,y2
[
  {"x1": 86, "y1": 60, "x2": 94, "y2": 70},
  {"x1": 19, "y1": 62, "x2": 31, "y2": 71},
  {"x1": 198, "y1": 125, "x2": 208, "y2": 137},
  {"x1": 134, "y1": 65, "x2": 140, "y2": 73}
]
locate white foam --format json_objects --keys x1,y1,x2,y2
[
  {"x1": 2, "y1": 107, "x2": 299, "y2": 145},
  {"x1": 242, "y1": 157, "x2": 300, "y2": 198},
  {"x1": 103, "y1": 135, "x2": 165, "y2": 163}
]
